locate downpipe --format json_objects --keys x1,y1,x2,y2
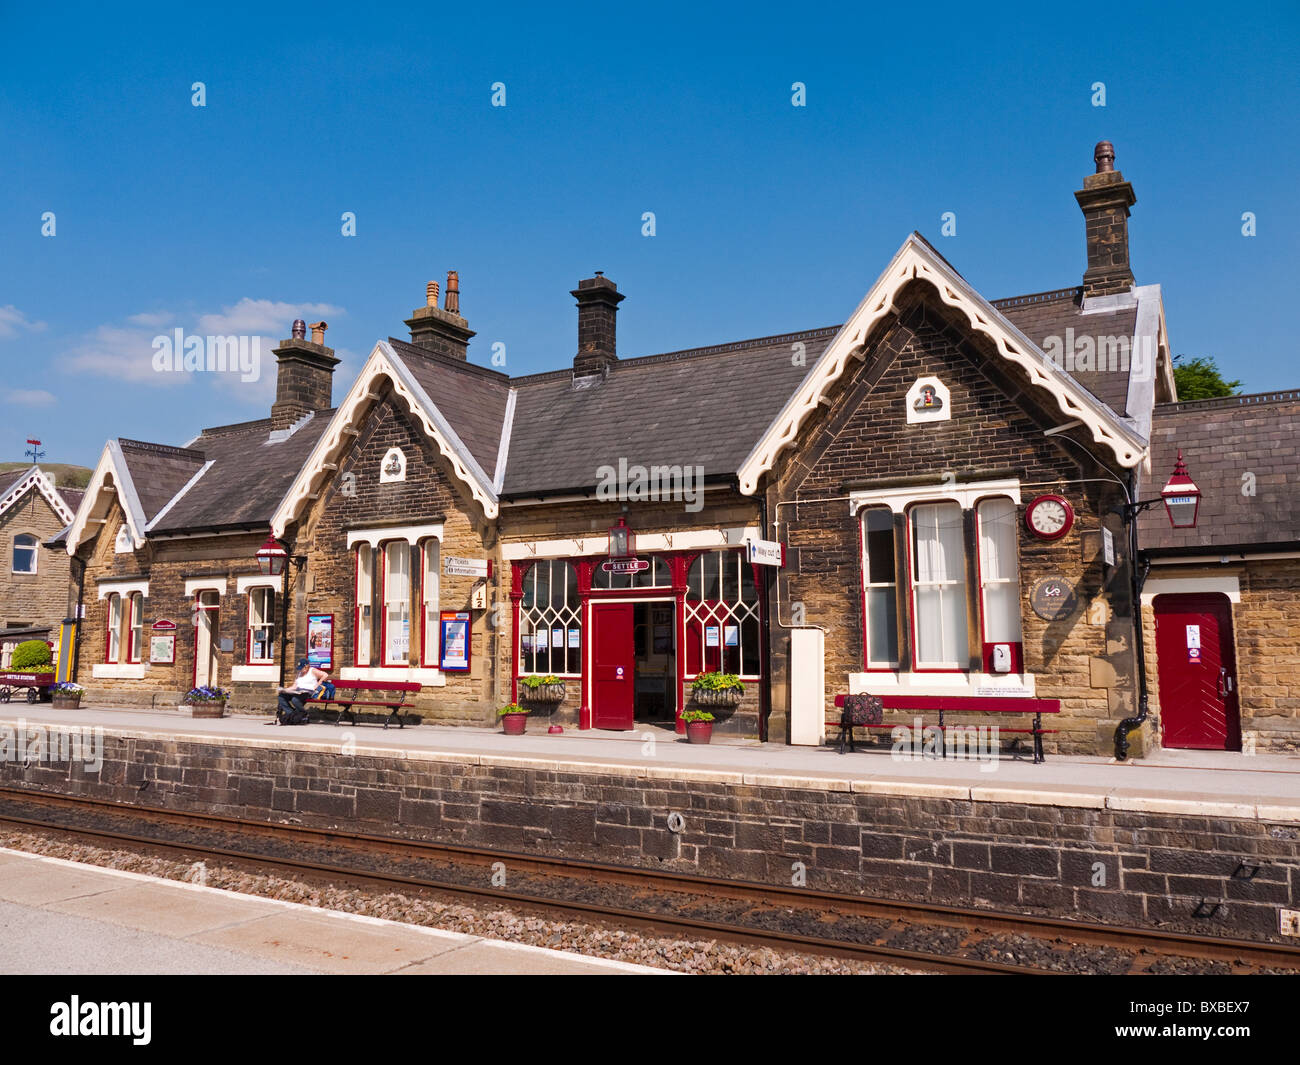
[{"x1": 1114, "y1": 470, "x2": 1152, "y2": 761}]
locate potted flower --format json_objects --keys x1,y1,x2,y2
[
  {"x1": 183, "y1": 685, "x2": 230, "y2": 718},
  {"x1": 497, "y1": 702, "x2": 531, "y2": 735},
  {"x1": 691, "y1": 671, "x2": 744, "y2": 709},
  {"x1": 51, "y1": 682, "x2": 85, "y2": 709},
  {"x1": 682, "y1": 709, "x2": 715, "y2": 744},
  {"x1": 518, "y1": 674, "x2": 566, "y2": 703}
]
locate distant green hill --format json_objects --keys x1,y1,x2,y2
[{"x1": 0, "y1": 462, "x2": 94, "y2": 489}]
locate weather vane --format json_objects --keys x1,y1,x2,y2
[{"x1": 24, "y1": 438, "x2": 44, "y2": 463}]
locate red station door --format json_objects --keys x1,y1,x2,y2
[
  {"x1": 592, "y1": 602, "x2": 635, "y2": 730},
  {"x1": 1153, "y1": 593, "x2": 1241, "y2": 751}
]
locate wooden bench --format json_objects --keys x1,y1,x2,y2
[
  {"x1": 832, "y1": 694, "x2": 1061, "y2": 763},
  {"x1": 306, "y1": 680, "x2": 422, "y2": 729}
]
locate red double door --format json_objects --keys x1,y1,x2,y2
[
  {"x1": 1153, "y1": 593, "x2": 1241, "y2": 751},
  {"x1": 591, "y1": 603, "x2": 635, "y2": 730}
]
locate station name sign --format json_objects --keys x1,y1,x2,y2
[
  {"x1": 444, "y1": 556, "x2": 491, "y2": 578},
  {"x1": 746, "y1": 539, "x2": 785, "y2": 567},
  {"x1": 601, "y1": 558, "x2": 649, "y2": 574}
]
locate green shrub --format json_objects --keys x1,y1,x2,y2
[
  {"x1": 11, "y1": 640, "x2": 52, "y2": 670},
  {"x1": 519, "y1": 674, "x2": 561, "y2": 689},
  {"x1": 496, "y1": 703, "x2": 531, "y2": 716},
  {"x1": 681, "y1": 709, "x2": 715, "y2": 723}
]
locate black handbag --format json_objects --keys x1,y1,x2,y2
[{"x1": 841, "y1": 693, "x2": 883, "y2": 727}]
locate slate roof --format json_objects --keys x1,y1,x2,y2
[
  {"x1": 501, "y1": 327, "x2": 839, "y2": 498},
  {"x1": 387, "y1": 337, "x2": 511, "y2": 479},
  {"x1": 993, "y1": 287, "x2": 1141, "y2": 416},
  {"x1": 147, "y1": 414, "x2": 333, "y2": 532},
  {"x1": 1141, "y1": 391, "x2": 1300, "y2": 553},
  {"x1": 117, "y1": 440, "x2": 207, "y2": 522}
]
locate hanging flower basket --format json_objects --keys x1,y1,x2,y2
[
  {"x1": 692, "y1": 673, "x2": 744, "y2": 709},
  {"x1": 518, "y1": 676, "x2": 566, "y2": 704}
]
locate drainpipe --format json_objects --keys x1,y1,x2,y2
[
  {"x1": 71, "y1": 554, "x2": 87, "y2": 682},
  {"x1": 278, "y1": 559, "x2": 290, "y2": 688},
  {"x1": 1114, "y1": 468, "x2": 1152, "y2": 760}
]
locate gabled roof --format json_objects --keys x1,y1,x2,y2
[
  {"x1": 272, "y1": 341, "x2": 504, "y2": 535},
  {"x1": 0, "y1": 466, "x2": 77, "y2": 526},
  {"x1": 1142, "y1": 390, "x2": 1300, "y2": 553},
  {"x1": 65, "y1": 442, "x2": 154, "y2": 553},
  {"x1": 736, "y1": 234, "x2": 1149, "y2": 493}
]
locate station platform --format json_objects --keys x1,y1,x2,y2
[
  {"x1": 0, "y1": 847, "x2": 663, "y2": 974},
  {"x1": 3, "y1": 703, "x2": 1297, "y2": 822}
]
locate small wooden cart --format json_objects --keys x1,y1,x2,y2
[{"x1": 0, "y1": 671, "x2": 56, "y2": 704}]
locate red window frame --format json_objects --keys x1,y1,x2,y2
[
  {"x1": 419, "y1": 539, "x2": 440, "y2": 668},
  {"x1": 904, "y1": 500, "x2": 969, "y2": 673},
  {"x1": 105, "y1": 593, "x2": 122, "y2": 664},
  {"x1": 353, "y1": 544, "x2": 372, "y2": 667},
  {"x1": 974, "y1": 496, "x2": 1025, "y2": 674},
  {"x1": 126, "y1": 591, "x2": 143, "y2": 664}
]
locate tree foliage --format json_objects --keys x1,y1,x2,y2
[{"x1": 1173, "y1": 355, "x2": 1242, "y2": 401}]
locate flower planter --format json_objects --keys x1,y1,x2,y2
[
  {"x1": 692, "y1": 687, "x2": 742, "y2": 709},
  {"x1": 188, "y1": 702, "x2": 227, "y2": 719},
  {"x1": 521, "y1": 683, "x2": 566, "y2": 704},
  {"x1": 51, "y1": 696, "x2": 82, "y2": 710},
  {"x1": 501, "y1": 712, "x2": 528, "y2": 735},
  {"x1": 686, "y1": 720, "x2": 713, "y2": 744}
]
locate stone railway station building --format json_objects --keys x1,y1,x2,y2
[{"x1": 53, "y1": 145, "x2": 1299, "y2": 756}]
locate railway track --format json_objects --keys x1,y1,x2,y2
[{"x1": 1, "y1": 785, "x2": 1297, "y2": 975}]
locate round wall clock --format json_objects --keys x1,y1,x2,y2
[{"x1": 1025, "y1": 494, "x2": 1074, "y2": 540}]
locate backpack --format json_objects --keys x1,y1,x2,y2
[{"x1": 278, "y1": 703, "x2": 310, "y2": 726}]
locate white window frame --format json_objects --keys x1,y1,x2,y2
[
  {"x1": 684, "y1": 549, "x2": 762, "y2": 680},
  {"x1": 127, "y1": 590, "x2": 144, "y2": 664},
  {"x1": 518, "y1": 560, "x2": 582, "y2": 678},
  {"x1": 106, "y1": 593, "x2": 123, "y2": 664},
  {"x1": 12, "y1": 534, "x2": 37, "y2": 574}
]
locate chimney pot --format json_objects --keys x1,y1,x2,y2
[
  {"x1": 271, "y1": 326, "x2": 340, "y2": 430},
  {"x1": 291, "y1": 319, "x2": 306, "y2": 340},
  {"x1": 426, "y1": 281, "x2": 439, "y2": 307},
  {"x1": 445, "y1": 271, "x2": 460, "y2": 315},
  {"x1": 308, "y1": 321, "x2": 328, "y2": 344},
  {"x1": 1094, "y1": 140, "x2": 1115, "y2": 173}
]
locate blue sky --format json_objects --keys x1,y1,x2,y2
[{"x1": 1, "y1": 1, "x2": 1296, "y2": 467}]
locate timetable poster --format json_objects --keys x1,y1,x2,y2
[
  {"x1": 440, "y1": 611, "x2": 471, "y2": 671},
  {"x1": 307, "y1": 614, "x2": 334, "y2": 670}
]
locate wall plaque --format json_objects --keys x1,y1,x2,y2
[{"x1": 1030, "y1": 576, "x2": 1078, "y2": 621}]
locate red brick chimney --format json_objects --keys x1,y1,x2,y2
[
  {"x1": 572, "y1": 272, "x2": 624, "y2": 375},
  {"x1": 405, "y1": 270, "x2": 475, "y2": 360},
  {"x1": 1075, "y1": 140, "x2": 1137, "y2": 298},
  {"x1": 271, "y1": 319, "x2": 340, "y2": 430}
]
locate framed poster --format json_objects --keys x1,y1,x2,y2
[
  {"x1": 705, "y1": 624, "x2": 720, "y2": 647},
  {"x1": 440, "y1": 611, "x2": 471, "y2": 672},
  {"x1": 150, "y1": 619, "x2": 176, "y2": 664},
  {"x1": 307, "y1": 614, "x2": 334, "y2": 670},
  {"x1": 724, "y1": 624, "x2": 739, "y2": 647}
]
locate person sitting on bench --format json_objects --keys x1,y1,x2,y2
[{"x1": 276, "y1": 659, "x2": 331, "y2": 725}]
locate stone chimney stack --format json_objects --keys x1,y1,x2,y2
[
  {"x1": 271, "y1": 320, "x2": 340, "y2": 430},
  {"x1": 1075, "y1": 140, "x2": 1137, "y2": 298},
  {"x1": 572, "y1": 272, "x2": 624, "y2": 376},
  {"x1": 405, "y1": 270, "x2": 475, "y2": 360}
]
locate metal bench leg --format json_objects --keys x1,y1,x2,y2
[{"x1": 1034, "y1": 713, "x2": 1044, "y2": 764}]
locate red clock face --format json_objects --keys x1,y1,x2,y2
[{"x1": 1025, "y1": 495, "x2": 1074, "y2": 540}]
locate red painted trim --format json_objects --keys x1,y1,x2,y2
[
  {"x1": 1024, "y1": 493, "x2": 1074, "y2": 541},
  {"x1": 379, "y1": 541, "x2": 408, "y2": 668},
  {"x1": 973, "y1": 496, "x2": 1024, "y2": 675},
  {"x1": 190, "y1": 591, "x2": 219, "y2": 690},
  {"x1": 127, "y1": 592, "x2": 143, "y2": 664},
  {"x1": 419, "y1": 541, "x2": 439, "y2": 668},
  {"x1": 104, "y1": 593, "x2": 118, "y2": 664},
  {"x1": 247, "y1": 587, "x2": 275, "y2": 665}
]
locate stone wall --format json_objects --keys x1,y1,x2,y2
[{"x1": 3, "y1": 732, "x2": 1294, "y2": 941}]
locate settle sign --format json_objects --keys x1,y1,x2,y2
[{"x1": 601, "y1": 558, "x2": 649, "y2": 574}]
